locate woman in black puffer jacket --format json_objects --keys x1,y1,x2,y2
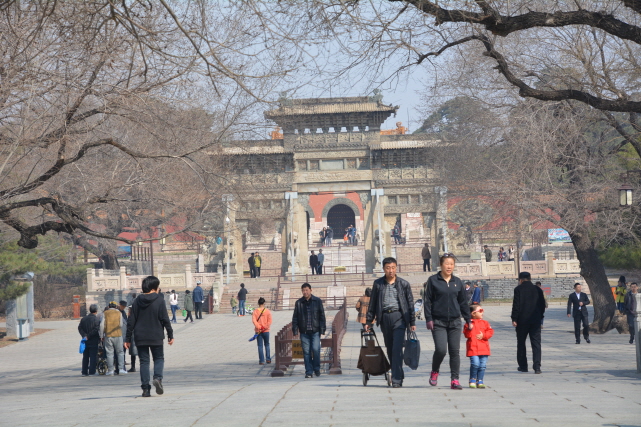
[{"x1": 423, "y1": 254, "x2": 471, "y2": 390}]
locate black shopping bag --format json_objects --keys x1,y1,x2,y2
[
  {"x1": 357, "y1": 340, "x2": 390, "y2": 375},
  {"x1": 403, "y1": 329, "x2": 420, "y2": 370}
]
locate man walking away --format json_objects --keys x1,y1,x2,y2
[
  {"x1": 100, "y1": 301, "x2": 127, "y2": 376},
  {"x1": 238, "y1": 283, "x2": 248, "y2": 316},
  {"x1": 567, "y1": 283, "x2": 591, "y2": 344},
  {"x1": 366, "y1": 257, "x2": 416, "y2": 388},
  {"x1": 248, "y1": 253, "x2": 256, "y2": 278},
  {"x1": 309, "y1": 250, "x2": 318, "y2": 276},
  {"x1": 125, "y1": 276, "x2": 174, "y2": 397},
  {"x1": 624, "y1": 282, "x2": 638, "y2": 344},
  {"x1": 78, "y1": 304, "x2": 101, "y2": 376},
  {"x1": 326, "y1": 226, "x2": 333, "y2": 246},
  {"x1": 472, "y1": 283, "x2": 481, "y2": 305},
  {"x1": 254, "y1": 252, "x2": 262, "y2": 277},
  {"x1": 511, "y1": 272, "x2": 546, "y2": 374},
  {"x1": 483, "y1": 245, "x2": 492, "y2": 262},
  {"x1": 421, "y1": 243, "x2": 431, "y2": 272},
  {"x1": 117, "y1": 301, "x2": 129, "y2": 372},
  {"x1": 317, "y1": 249, "x2": 324, "y2": 275},
  {"x1": 193, "y1": 281, "x2": 204, "y2": 319},
  {"x1": 292, "y1": 283, "x2": 326, "y2": 378}
]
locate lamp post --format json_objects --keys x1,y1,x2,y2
[
  {"x1": 371, "y1": 189, "x2": 385, "y2": 269},
  {"x1": 285, "y1": 191, "x2": 298, "y2": 280},
  {"x1": 222, "y1": 194, "x2": 234, "y2": 285}
]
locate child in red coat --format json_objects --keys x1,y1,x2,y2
[{"x1": 464, "y1": 305, "x2": 494, "y2": 388}]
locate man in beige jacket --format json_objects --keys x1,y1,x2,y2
[{"x1": 100, "y1": 301, "x2": 127, "y2": 376}]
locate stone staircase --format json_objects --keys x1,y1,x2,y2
[{"x1": 315, "y1": 244, "x2": 366, "y2": 274}]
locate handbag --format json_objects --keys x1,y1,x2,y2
[
  {"x1": 403, "y1": 329, "x2": 420, "y2": 370},
  {"x1": 248, "y1": 309, "x2": 266, "y2": 341},
  {"x1": 182, "y1": 309, "x2": 187, "y2": 317},
  {"x1": 79, "y1": 338, "x2": 86, "y2": 354}
]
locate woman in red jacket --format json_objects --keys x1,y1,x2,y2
[{"x1": 464, "y1": 305, "x2": 494, "y2": 388}]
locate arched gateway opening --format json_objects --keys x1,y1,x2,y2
[{"x1": 327, "y1": 204, "x2": 355, "y2": 236}]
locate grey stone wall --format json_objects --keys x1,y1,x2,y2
[
  {"x1": 86, "y1": 290, "x2": 214, "y2": 314},
  {"x1": 480, "y1": 276, "x2": 584, "y2": 300}
]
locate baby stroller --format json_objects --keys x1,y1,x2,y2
[
  {"x1": 96, "y1": 341, "x2": 108, "y2": 375},
  {"x1": 414, "y1": 298, "x2": 424, "y2": 321},
  {"x1": 357, "y1": 329, "x2": 391, "y2": 387},
  {"x1": 245, "y1": 303, "x2": 254, "y2": 315}
]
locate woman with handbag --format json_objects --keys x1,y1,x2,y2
[
  {"x1": 252, "y1": 297, "x2": 273, "y2": 365},
  {"x1": 423, "y1": 254, "x2": 472, "y2": 390}
]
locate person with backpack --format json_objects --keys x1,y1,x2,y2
[
  {"x1": 125, "y1": 276, "x2": 174, "y2": 397},
  {"x1": 252, "y1": 297, "x2": 273, "y2": 365}
]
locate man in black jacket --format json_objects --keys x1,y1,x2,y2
[
  {"x1": 292, "y1": 283, "x2": 326, "y2": 378},
  {"x1": 511, "y1": 272, "x2": 546, "y2": 374},
  {"x1": 125, "y1": 276, "x2": 174, "y2": 397},
  {"x1": 366, "y1": 257, "x2": 416, "y2": 388},
  {"x1": 309, "y1": 251, "x2": 318, "y2": 275},
  {"x1": 567, "y1": 283, "x2": 591, "y2": 344},
  {"x1": 78, "y1": 304, "x2": 101, "y2": 376}
]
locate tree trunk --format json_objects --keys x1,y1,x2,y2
[
  {"x1": 569, "y1": 230, "x2": 617, "y2": 333},
  {"x1": 73, "y1": 235, "x2": 120, "y2": 270},
  {"x1": 100, "y1": 252, "x2": 119, "y2": 270}
]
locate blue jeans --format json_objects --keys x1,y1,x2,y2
[
  {"x1": 300, "y1": 332, "x2": 321, "y2": 375},
  {"x1": 137, "y1": 345, "x2": 164, "y2": 386},
  {"x1": 239, "y1": 300, "x2": 246, "y2": 316},
  {"x1": 257, "y1": 332, "x2": 271, "y2": 363},
  {"x1": 469, "y1": 355, "x2": 489, "y2": 383},
  {"x1": 170, "y1": 305, "x2": 177, "y2": 322}
]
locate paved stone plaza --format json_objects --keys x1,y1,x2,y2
[{"x1": 1, "y1": 305, "x2": 640, "y2": 427}]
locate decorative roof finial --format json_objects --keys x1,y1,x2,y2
[{"x1": 369, "y1": 89, "x2": 383, "y2": 103}]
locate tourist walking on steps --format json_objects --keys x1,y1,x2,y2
[
  {"x1": 317, "y1": 249, "x2": 324, "y2": 275},
  {"x1": 183, "y1": 289, "x2": 194, "y2": 323},
  {"x1": 169, "y1": 290, "x2": 178, "y2": 323},
  {"x1": 567, "y1": 283, "x2": 591, "y2": 344},
  {"x1": 248, "y1": 253, "x2": 256, "y2": 278},
  {"x1": 78, "y1": 304, "x2": 101, "y2": 376},
  {"x1": 355, "y1": 287, "x2": 371, "y2": 330},
  {"x1": 424, "y1": 254, "x2": 471, "y2": 390},
  {"x1": 193, "y1": 281, "x2": 204, "y2": 319},
  {"x1": 465, "y1": 304, "x2": 494, "y2": 389},
  {"x1": 309, "y1": 250, "x2": 319, "y2": 275},
  {"x1": 100, "y1": 301, "x2": 127, "y2": 376},
  {"x1": 254, "y1": 252, "x2": 262, "y2": 277},
  {"x1": 511, "y1": 271, "x2": 546, "y2": 374},
  {"x1": 252, "y1": 297, "x2": 273, "y2": 365},
  {"x1": 292, "y1": 283, "x2": 326, "y2": 378},
  {"x1": 238, "y1": 283, "x2": 248, "y2": 316},
  {"x1": 616, "y1": 277, "x2": 627, "y2": 314},
  {"x1": 367, "y1": 257, "x2": 416, "y2": 388},
  {"x1": 624, "y1": 282, "x2": 638, "y2": 344},
  {"x1": 422, "y1": 243, "x2": 432, "y2": 272},
  {"x1": 125, "y1": 276, "x2": 174, "y2": 397},
  {"x1": 326, "y1": 226, "x2": 333, "y2": 246}
]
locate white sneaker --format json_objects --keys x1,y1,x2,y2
[
  {"x1": 118, "y1": 369, "x2": 128, "y2": 375},
  {"x1": 106, "y1": 371, "x2": 114, "y2": 376}
]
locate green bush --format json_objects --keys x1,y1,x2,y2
[{"x1": 599, "y1": 243, "x2": 641, "y2": 269}]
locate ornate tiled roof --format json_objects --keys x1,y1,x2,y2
[
  {"x1": 265, "y1": 97, "x2": 398, "y2": 119},
  {"x1": 265, "y1": 96, "x2": 398, "y2": 118}
]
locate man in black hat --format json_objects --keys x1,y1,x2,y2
[{"x1": 511, "y1": 272, "x2": 546, "y2": 374}]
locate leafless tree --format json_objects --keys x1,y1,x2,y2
[{"x1": 0, "y1": 2, "x2": 294, "y2": 256}]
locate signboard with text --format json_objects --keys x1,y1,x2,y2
[{"x1": 292, "y1": 339, "x2": 303, "y2": 359}]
